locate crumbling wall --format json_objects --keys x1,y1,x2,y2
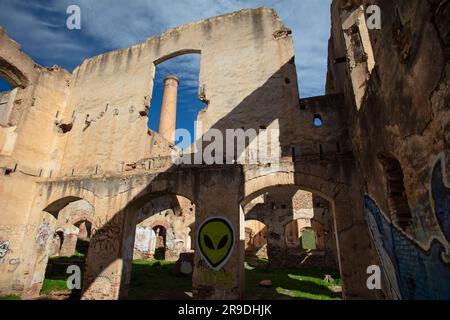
[
  {"x1": 328, "y1": 0, "x2": 450, "y2": 299},
  {"x1": 56, "y1": 8, "x2": 297, "y2": 177},
  {"x1": 0, "y1": 5, "x2": 385, "y2": 300},
  {"x1": 244, "y1": 187, "x2": 338, "y2": 268},
  {"x1": 0, "y1": 28, "x2": 73, "y2": 298}
]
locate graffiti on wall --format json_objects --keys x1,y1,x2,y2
[
  {"x1": 0, "y1": 241, "x2": 23, "y2": 273},
  {"x1": 0, "y1": 257, "x2": 23, "y2": 273},
  {"x1": 0, "y1": 240, "x2": 10, "y2": 258},
  {"x1": 197, "y1": 217, "x2": 235, "y2": 271},
  {"x1": 134, "y1": 227, "x2": 153, "y2": 253},
  {"x1": 90, "y1": 214, "x2": 122, "y2": 252},
  {"x1": 35, "y1": 224, "x2": 51, "y2": 250},
  {"x1": 364, "y1": 157, "x2": 450, "y2": 299}
]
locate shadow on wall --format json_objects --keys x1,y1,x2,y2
[
  {"x1": 76, "y1": 60, "x2": 299, "y2": 299},
  {"x1": 364, "y1": 158, "x2": 450, "y2": 300},
  {"x1": 245, "y1": 224, "x2": 268, "y2": 259},
  {"x1": 432, "y1": 157, "x2": 450, "y2": 242}
]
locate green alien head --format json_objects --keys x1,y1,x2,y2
[{"x1": 198, "y1": 217, "x2": 235, "y2": 270}]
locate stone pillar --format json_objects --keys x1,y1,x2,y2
[
  {"x1": 78, "y1": 222, "x2": 88, "y2": 239},
  {"x1": 59, "y1": 226, "x2": 78, "y2": 257},
  {"x1": 82, "y1": 211, "x2": 126, "y2": 300},
  {"x1": 158, "y1": 75, "x2": 179, "y2": 144},
  {"x1": 267, "y1": 223, "x2": 286, "y2": 268},
  {"x1": 192, "y1": 167, "x2": 244, "y2": 299}
]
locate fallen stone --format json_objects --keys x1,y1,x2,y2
[
  {"x1": 329, "y1": 285, "x2": 342, "y2": 293},
  {"x1": 259, "y1": 280, "x2": 272, "y2": 288}
]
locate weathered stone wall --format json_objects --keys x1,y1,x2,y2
[
  {"x1": 244, "y1": 188, "x2": 338, "y2": 268},
  {"x1": 244, "y1": 219, "x2": 268, "y2": 259},
  {"x1": 0, "y1": 5, "x2": 388, "y2": 300},
  {"x1": 327, "y1": 0, "x2": 450, "y2": 299},
  {"x1": 132, "y1": 195, "x2": 194, "y2": 261}
]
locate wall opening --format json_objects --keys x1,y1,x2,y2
[
  {"x1": 148, "y1": 53, "x2": 206, "y2": 148},
  {"x1": 341, "y1": 5, "x2": 375, "y2": 110},
  {"x1": 128, "y1": 193, "x2": 195, "y2": 300},
  {"x1": 0, "y1": 75, "x2": 18, "y2": 126},
  {"x1": 378, "y1": 154, "x2": 413, "y2": 231},
  {"x1": 241, "y1": 186, "x2": 341, "y2": 299},
  {"x1": 244, "y1": 220, "x2": 268, "y2": 261},
  {"x1": 0, "y1": 76, "x2": 13, "y2": 92},
  {"x1": 313, "y1": 114, "x2": 323, "y2": 127},
  {"x1": 152, "y1": 225, "x2": 167, "y2": 260},
  {"x1": 40, "y1": 199, "x2": 94, "y2": 300}
]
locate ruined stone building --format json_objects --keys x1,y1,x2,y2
[{"x1": 0, "y1": 0, "x2": 449, "y2": 300}]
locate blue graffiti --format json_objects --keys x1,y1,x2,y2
[
  {"x1": 365, "y1": 194, "x2": 450, "y2": 300},
  {"x1": 431, "y1": 158, "x2": 450, "y2": 241}
]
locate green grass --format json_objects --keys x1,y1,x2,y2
[
  {"x1": 127, "y1": 258, "x2": 342, "y2": 300},
  {"x1": 40, "y1": 278, "x2": 69, "y2": 295},
  {"x1": 0, "y1": 295, "x2": 21, "y2": 300},
  {"x1": 245, "y1": 259, "x2": 342, "y2": 300},
  {"x1": 38, "y1": 257, "x2": 342, "y2": 300},
  {"x1": 128, "y1": 259, "x2": 192, "y2": 300}
]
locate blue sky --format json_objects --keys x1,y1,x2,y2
[{"x1": 0, "y1": 0, "x2": 331, "y2": 139}]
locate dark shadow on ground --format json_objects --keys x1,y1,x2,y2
[{"x1": 127, "y1": 260, "x2": 192, "y2": 300}]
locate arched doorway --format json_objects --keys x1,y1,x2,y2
[
  {"x1": 152, "y1": 225, "x2": 167, "y2": 260},
  {"x1": 127, "y1": 193, "x2": 196, "y2": 300},
  {"x1": 37, "y1": 197, "x2": 95, "y2": 300},
  {"x1": 241, "y1": 184, "x2": 342, "y2": 299}
]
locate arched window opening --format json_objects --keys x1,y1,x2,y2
[
  {"x1": 147, "y1": 53, "x2": 206, "y2": 149},
  {"x1": 0, "y1": 76, "x2": 13, "y2": 92},
  {"x1": 152, "y1": 225, "x2": 167, "y2": 260},
  {"x1": 341, "y1": 5, "x2": 375, "y2": 110},
  {"x1": 0, "y1": 75, "x2": 18, "y2": 126},
  {"x1": 378, "y1": 153, "x2": 413, "y2": 231}
]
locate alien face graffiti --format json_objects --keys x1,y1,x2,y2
[
  {"x1": 0, "y1": 240, "x2": 10, "y2": 258},
  {"x1": 197, "y1": 217, "x2": 235, "y2": 270}
]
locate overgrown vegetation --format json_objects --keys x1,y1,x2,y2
[
  {"x1": 128, "y1": 258, "x2": 341, "y2": 300},
  {"x1": 245, "y1": 258, "x2": 342, "y2": 300},
  {"x1": 38, "y1": 257, "x2": 342, "y2": 300},
  {"x1": 40, "y1": 278, "x2": 68, "y2": 296},
  {"x1": 128, "y1": 259, "x2": 192, "y2": 300},
  {"x1": 0, "y1": 295, "x2": 21, "y2": 300}
]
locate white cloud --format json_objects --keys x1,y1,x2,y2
[{"x1": 0, "y1": 0, "x2": 331, "y2": 97}]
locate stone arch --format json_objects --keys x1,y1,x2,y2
[
  {"x1": 154, "y1": 49, "x2": 201, "y2": 66},
  {"x1": 116, "y1": 189, "x2": 198, "y2": 297},
  {"x1": 149, "y1": 48, "x2": 205, "y2": 145},
  {"x1": 0, "y1": 57, "x2": 29, "y2": 88},
  {"x1": 241, "y1": 169, "x2": 378, "y2": 298},
  {"x1": 43, "y1": 196, "x2": 84, "y2": 218},
  {"x1": 35, "y1": 194, "x2": 95, "y2": 282},
  {"x1": 242, "y1": 171, "x2": 336, "y2": 206}
]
